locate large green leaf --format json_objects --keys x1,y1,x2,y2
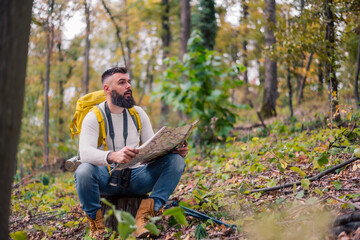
[{"x1": 163, "y1": 207, "x2": 188, "y2": 226}]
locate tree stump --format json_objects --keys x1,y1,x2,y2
[{"x1": 100, "y1": 195, "x2": 147, "y2": 230}]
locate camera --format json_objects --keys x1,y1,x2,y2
[
  {"x1": 108, "y1": 168, "x2": 131, "y2": 188},
  {"x1": 65, "y1": 155, "x2": 81, "y2": 172}
]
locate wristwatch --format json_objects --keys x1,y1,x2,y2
[{"x1": 106, "y1": 152, "x2": 113, "y2": 164}]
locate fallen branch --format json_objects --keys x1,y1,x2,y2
[
  {"x1": 233, "y1": 123, "x2": 263, "y2": 131},
  {"x1": 248, "y1": 156, "x2": 360, "y2": 194},
  {"x1": 328, "y1": 195, "x2": 360, "y2": 210}
]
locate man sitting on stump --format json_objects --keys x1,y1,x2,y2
[{"x1": 74, "y1": 66, "x2": 188, "y2": 238}]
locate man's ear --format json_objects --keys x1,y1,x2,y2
[{"x1": 103, "y1": 83, "x2": 111, "y2": 94}]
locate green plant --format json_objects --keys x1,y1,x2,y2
[
  {"x1": 101, "y1": 198, "x2": 137, "y2": 240},
  {"x1": 155, "y1": 30, "x2": 245, "y2": 144}
]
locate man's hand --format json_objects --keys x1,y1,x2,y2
[
  {"x1": 108, "y1": 146, "x2": 139, "y2": 164},
  {"x1": 172, "y1": 140, "x2": 189, "y2": 158}
]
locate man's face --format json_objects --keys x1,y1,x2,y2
[{"x1": 104, "y1": 73, "x2": 136, "y2": 108}]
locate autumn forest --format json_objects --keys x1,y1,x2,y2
[{"x1": 2, "y1": 0, "x2": 360, "y2": 239}]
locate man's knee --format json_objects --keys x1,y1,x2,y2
[
  {"x1": 75, "y1": 162, "x2": 97, "y2": 183},
  {"x1": 167, "y1": 154, "x2": 186, "y2": 173}
]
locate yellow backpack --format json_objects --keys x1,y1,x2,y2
[{"x1": 70, "y1": 90, "x2": 142, "y2": 151}]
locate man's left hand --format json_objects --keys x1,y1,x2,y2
[{"x1": 172, "y1": 140, "x2": 189, "y2": 158}]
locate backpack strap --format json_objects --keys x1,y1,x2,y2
[
  {"x1": 128, "y1": 107, "x2": 142, "y2": 144},
  {"x1": 91, "y1": 106, "x2": 108, "y2": 151}
]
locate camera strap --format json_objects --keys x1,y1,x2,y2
[
  {"x1": 105, "y1": 101, "x2": 131, "y2": 188},
  {"x1": 104, "y1": 101, "x2": 129, "y2": 149}
]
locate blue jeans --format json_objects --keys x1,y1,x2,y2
[{"x1": 75, "y1": 154, "x2": 185, "y2": 219}]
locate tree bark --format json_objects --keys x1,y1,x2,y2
[
  {"x1": 160, "y1": 0, "x2": 171, "y2": 125},
  {"x1": 57, "y1": 41, "x2": 65, "y2": 142},
  {"x1": 0, "y1": 0, "x2": 33, "y2": 237},
  {"x1": 83, "y1": 0, "x2": 90, "y2": 94},
  {"x1": 298, "y1": 52, "x2": 314, "y2": 105},
  {"x1": 241, "y1": 0, "x2": 249, "y2": 93},
  {"x1": 161, "y1": 0, "x2": 171, "y2": 60},
  {"x1": 260, "y1": 0, "x2": 277, "y2": 118},
  {"x1": 44, "y1": 0, "x2": 54, "y2": 169},
  {"x1": 180, "y1": 0, "x2": 191, "y2": 60},
  {"x1": 325, "y1": 0, "x2": 340, "y2": 122},
  {"x1": 318, "y1": 61, "x2": 324, "y2": 95},
  {"x1": 198, "y1": 0, "x2": 217, "y2": 50},
  {"x1": 354, "y1": 35, "x2": 360, "y2": 109},
  {"x1": 101, "y1": 195, "x2": 147, "y2": 230}
]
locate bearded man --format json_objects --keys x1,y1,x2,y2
[{"x1": 75, "y1": 66, "x2": 188, "y2": 238}]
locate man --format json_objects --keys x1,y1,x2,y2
[{"x1": 75, "y1": 66, "x2": 188, "y2": 238}]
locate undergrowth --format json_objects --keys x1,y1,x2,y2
[{"x1": 9, "y1": 106, "x2": 360, "y2": 239}]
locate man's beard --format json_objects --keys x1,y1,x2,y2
[{"x1": 110, "y1": 90, "x2": 136, "y2": 108}]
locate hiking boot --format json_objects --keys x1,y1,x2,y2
[
  {"x1": 85, "y1": 209, "x2": 108, "y2": 239},
  {"x1": 134, "y1": 198, "x2": 156, "y2": 238}
]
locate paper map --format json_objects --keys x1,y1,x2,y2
[{"x1": 112, "y1": 120, "x2": 198, "y2": 171}]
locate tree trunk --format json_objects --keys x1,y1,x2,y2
[
  {"x1": 260, "y1": 0, "x2": 277, "y2": 118},
  {"x1": 318, "y1": 61, "x2": 324, "y2": 95},
  {"x1": 354, "y1": 35, "x2": 360, "y2": 109},
  {"x1": 44, "y1": 0, "x2": 54, "y2": 169},
  {"x1": 83, "y1": 0, "x2": 90, "y2": 94},
  {"x1": 180, "y1": 0, "x2": 191, "y2": 60},
  {"x1": 287, "y1": 66, "x2": 294, "y2": 118},
  {"x1": 198, "y1": 0, "x2": 217, "y2": 50},
  {"x1": 161, "y1": 0, "x2": 171, "y2": 60},
  {"x1": 325, "y1": 0, "x2": 340, "y2": 122},
  {"x1": 57, "y1": 41, "x2": 65, "y2": 142},
  {"x1": 100, "y1": 195, "x2": 147, "y2": 230},
  {"x1": 160, "y1": 0, "x2": 171, "y2": 125},
  {"x1": 298, "y1": 52, "x2": 314, "y2": 105},
  {"x1": 0, "y1": 0, "x2": 33, "y2": 237},
  {"x1": 241, "y1": 0, "x2": 249, "y2": 93}
]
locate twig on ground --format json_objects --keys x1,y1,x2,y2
[
  {"x1": 328, "y1": 195, "x2": 360, "y2": 210},
  {"x1": 248, "y1": 156, "x2": 359, "y2": 194},
  {"x1": 9, "y1": 211, "x2": 84, "y2": 225}
]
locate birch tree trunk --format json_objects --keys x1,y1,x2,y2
[
  {"x1": 83, "y1": 0, "x2": 90, "y2": 94},
  {"x1": 44, "y1": 0, "x2": 54, "y2": 169},
  {"x1": 0, "y1": 0, "x2": 33, "y2": 236},
  {"x1": 241, "y1": 0, "x2": 249, "y2": 92}
]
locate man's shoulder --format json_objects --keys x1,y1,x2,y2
[{"x1": 132, "y1": 105, "x2": 147, "y2": 115}]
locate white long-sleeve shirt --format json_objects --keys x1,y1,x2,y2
[{"x1": 79, "y1": 101, "x2": 154, "y2": 168}]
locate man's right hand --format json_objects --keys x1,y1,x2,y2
[{"x1": 107, "y1": 147, "x2": 139, "y2": 164}]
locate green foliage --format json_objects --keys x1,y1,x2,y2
[
  {"x1": 194, "y1": 223, "x2": 208, "y2": 240},
  {"x1": 163, "y1": 206, "x2": 188, "y2": 227},
  {"x1": 9, "y1": 231, "x2": 27, "y2": 240},
  {"x1": 156, "y1": 30, "x2": 244, "y2": 144},
  {"x1": 354, "y1": 148, "x2": 360, "y2": 158}
]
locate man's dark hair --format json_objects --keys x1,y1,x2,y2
[{"x1": 101, "y1": 66, "x2": 128, "y2": 84}]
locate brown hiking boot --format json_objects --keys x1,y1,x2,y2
[
  {"x1": 134, "y1": 198, "x2": 157, "y2": 238},
  {"x1": 85, "y1": 209, "x2": 108, "y2": 239}
]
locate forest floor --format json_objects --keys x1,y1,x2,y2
[{"x1": 9, "y1": 102, "x2": 360, "y2": 240}]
